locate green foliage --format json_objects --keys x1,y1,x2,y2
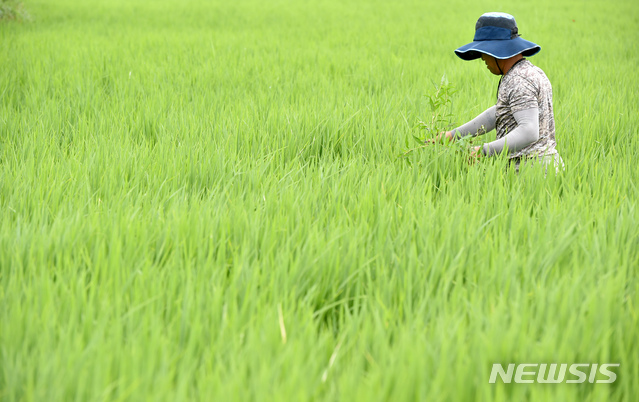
[
  {"x1": 420, "y1": 75, "x2": 457, "y2": 135},
  {"x1": 401, "y1": 75, "x2": 457, "y2": 156},
  {"x1": 1, "y1": 0, "x2": 638, "y2": 401},
  {"x1": 402, "y1": 76, "x2": 477, "y2": 159}
]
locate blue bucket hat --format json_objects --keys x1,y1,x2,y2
[{"x1": 455, "y1": 12, "x2": 541, "y2": 60}]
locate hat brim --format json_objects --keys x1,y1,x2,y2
[{"x1": 454, "y1": 37, "x2": 541, "y2": 60}]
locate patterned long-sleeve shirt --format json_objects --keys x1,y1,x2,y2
[{"x1": 495, "y1": 59, "x2": 558, "y2": 158}]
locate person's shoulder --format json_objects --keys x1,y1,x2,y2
[
  {"x1": 511, "y1": 60, "x2": 549, "y2": 87},
  {"x1": 514, "y1": 60, "x2": 539, "y2": 77},
  {"x1": 528, "y1": 62, "x2": 550, "y2": 79}
]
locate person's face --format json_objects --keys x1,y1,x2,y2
[{"x1": 481, "y1": 54, "x2": 501, "y2": 75}]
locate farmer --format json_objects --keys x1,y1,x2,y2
[{"x1": 435, "y1": 12, "x2": 563, "y2": 173}]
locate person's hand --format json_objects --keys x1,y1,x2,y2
[
  {"x1": 469, "y1": 146, "x2": 483, "y2": 164},
  {"x1": 425, "y1": 131, "x2": 454, "y2": 145}
]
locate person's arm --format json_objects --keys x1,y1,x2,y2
[
  {"x1": 481, "y1": 107, "x2": 539, "y2": 156},
  {"x1": 450, "y1": 106, "x2": 496, "y2": 140}
]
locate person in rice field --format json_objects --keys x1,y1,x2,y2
[{"x1": 432, "y1": 12, "x2": 564, "y2": 173}]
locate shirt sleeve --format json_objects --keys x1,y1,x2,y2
[
  {"x1": 482, "y1": 107, "x2": 540, "y2": 156},
  {"x1": 507, "y1": 77, "x2": 539, "y2": 114},
  {"x1": 451, "y1": 105, "x2": 496, "y2": 139}
]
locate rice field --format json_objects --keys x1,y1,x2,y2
[{"x1": 1, "y1": 0, "x2": 638, "y2": 400}]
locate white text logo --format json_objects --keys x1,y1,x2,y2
[{"x1": 489, "y1": 363, "x2": 620, "y2": 384}]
